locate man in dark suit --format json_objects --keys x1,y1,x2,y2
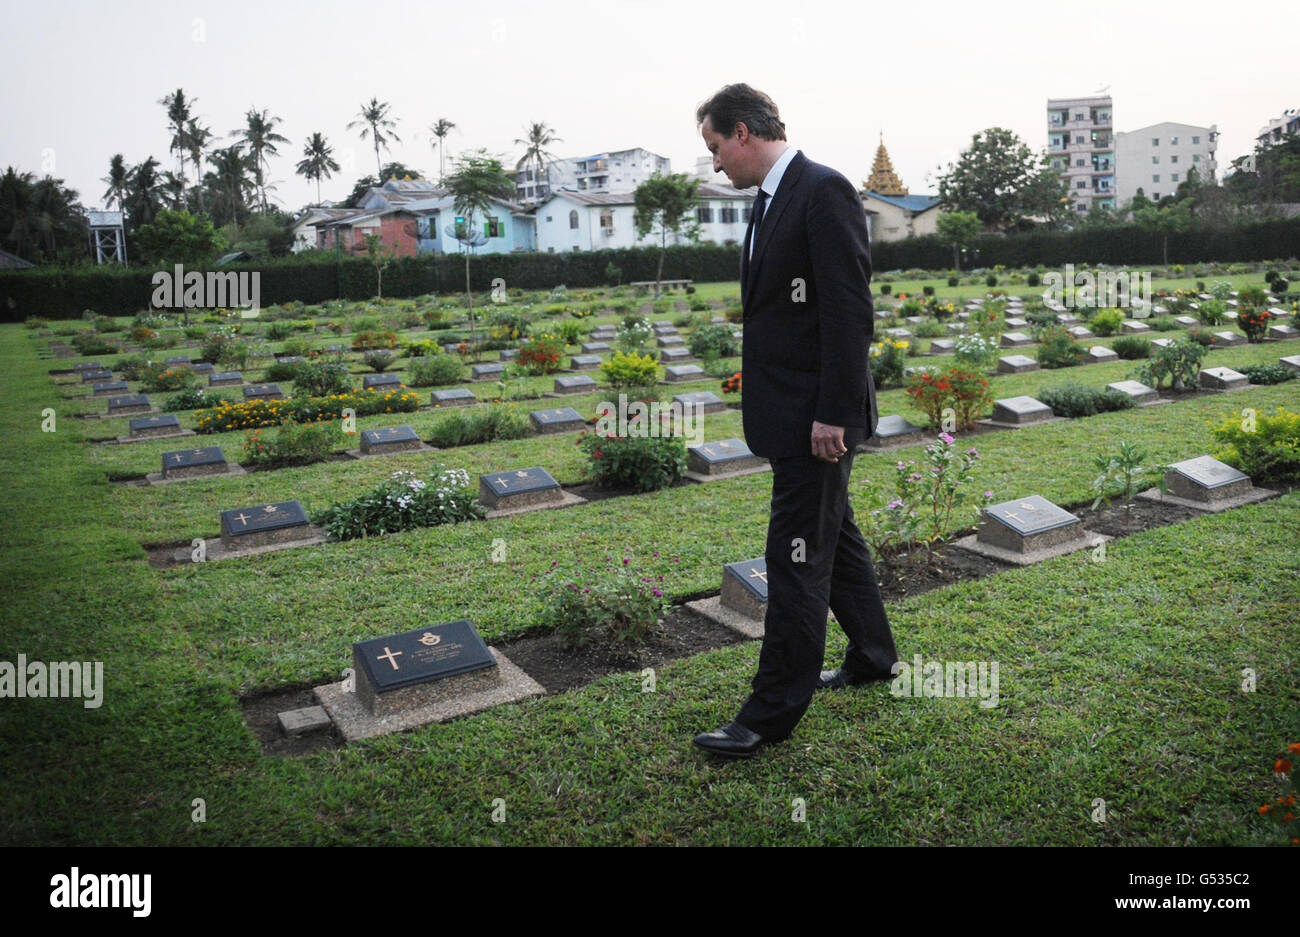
[{"x1": 692, "y1": 83, "x2": 899, "y2": 758}]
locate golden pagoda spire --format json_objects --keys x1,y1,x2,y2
[{"x1": 865, "y1": 133, "x2": 908, "y2": 196}]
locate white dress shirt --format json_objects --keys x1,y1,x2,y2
[{"x1": 749, "y1": 144, "x2": 797, "y2": 260}]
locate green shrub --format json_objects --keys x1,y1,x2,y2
[
  {"x1": 1027, "y1": 272, "x2": 1041, "y2": 287},
  {"x1": 200, "y1": 329, "x2": 250, "y2": 368},
  {"x1": 1111, "y1": 335, "x2": 1151, "y2": 359},
  {"x1": 363, "y1": 348, "x2": 398, "y2": 372},
  {"x1": 518, "y1": 335, "x2": 566, "y2": 375},
  {"x1": 1133, "y1": 338, "x2": 1205, "y2": 390},
  {"x1": 550, "y1": 320, "x2": 584, "y2": 347},
  {"x1": 427, "y1": 405, "x2": 531, "y2": 447},
  {"x1": 688, "y1": 323, "x2": 739, "y2": 361},
  {"x1": 1089, "y1": 309, "x2": 1124, "y2": 336},
  {"x1": 601, "y1": 351, "x2": 659, "y2": 391},
  {"x1": 183, "y1": 325, "x2": 208, "y2": 340},
  {"x1": 293, "y1": 361, "x2": 353, "y2": 396},
  {"x1": 1210, "y1": 406, "x2": 1300, "y2": 481},
  {"x1": 1036, "y1": 382, "x2": 1135, "y2": 418},
  {"x1": 242, "y1": 419, "x2": 345, "y2": 467},
  {"x1": 1197, "y1": 298, "x2": 1228, "y2": 326},
  {"x1": 139, "y1": 364, "x2": 197, "y2": 393},
  {"x1": 578, "y1": 430, "x2": 687, "y2": 493},
  {"x1": 615, "y1": 317, "x2": 654, "y2": 354},
  {"x1": 1149, "y1": 315, "x2": 1176, "y2": 331},
  {"x1": 265, "y1": 322, "x2": 295, "y2": 341},
  {"x1": 352, "y1": 329, "x2": 399, "y2": 350},
  {"x1": 1238, "y1": 363, "x2": 1298, "y2": 385},
  {"x1": 985, "y1": 274, "x2": 998, "y2": 287},
  {"x1": 952, "y1": 333, "x2": 1000, "y2": 371},
  {"x1": 410, "y1": 355, "x2": 466, "y2": 387},
  {"x1": 1036, "y1": 325, "x2": 1084, "y2": 368},
  {"x1": 163, "y1": 387, "x2": 232, "y2": 412},
  {"x1": 406, "y1": 339, "x2": 441, "y2": 358},
  {"x1": 870, "y1": 339, "x2": 909, "y2": 387},
  {"x1": 70, "y1": 331, "x2": 119, "y2": 356},
  {"x1": 312, "y1": 466, "x2": 486, "y2": 540},
  {"x1": 536, "y1": 554, "x2": 669, "y2": 649},
  {"x1": 947, "y1": 276, "x2": 959, "y2": 287},
  {"x1": 879, "y1": 284, "x2": 891, "y2": 295},
  {"x1": 1186, "y1": 328, "x2": 1216, "y2": 347},
  {"x1": 914, "y1": 320, "x2": 946, "y2": 339},
  {"x1": 922, "y1": 285, "x2": 935, "y2": 297}
]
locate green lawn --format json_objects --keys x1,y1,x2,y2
[{"x1": 4, "y1": 288, "x2": 1299, "y2": 846}]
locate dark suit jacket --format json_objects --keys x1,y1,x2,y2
[{"x1": 740, "y1": 150, "x2": 878, "y2": 459}]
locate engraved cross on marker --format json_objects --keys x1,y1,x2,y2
[
  {"x1": 376, "y1": 647, "x2": 403, "y2": 670},
  {"x1": 233, "y1": 512, "x2": 251, "y2": 526},
  {"x1": 750, "y1": 569, "x2": 768, "y2": 583}
]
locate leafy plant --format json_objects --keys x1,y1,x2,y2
[
  {"x1": 242, "y1": 419, "x2": 346, "y2": 467},
  {"x1": 518, "y1": 334, "x2": 566, "y2": 375},
  {"x1": 1133, "y1": 338, "x2": 1204, "y2": 390},
  {"x1": 869, "y1": 339, "x2": 909, "y2": 387},
  {"x1": 163, "y1": 387, "x2": 232, "y2": 411},
  {"x1": 1211, "y1": 406, "x2": 1300, "y2": 482},
  {"x1": 905, "y1": 366, "x2": 992, "y2": 429},
  {"x1": 1111, "y1": 335, "x2": 1151, "y2": 359},
  {"x1": 363, "y1": 348, "x2": 398, "y2": 372},
  {"x1": 1035, "y1": 382, "x2": 1134, "y2": 418},
  {"x1": 426, "y1": 405, "x2": 530, "y2": 447},
  {"x1": 1238, "y1": 363, "x2": 1298, "y2": 385},
  {"x1": 1091, "y1": 441, "x2": 1166, "y2": 512},
  {"x1": 577, "y1": 430, "x2": 687, "y2": 493},
  {"x1": 293, "y1": 361, "x2": 352, "y2": 397},
  {"x1": 600, "y1": 351, "x2": 659, "y2": 391},
  {"x1": 1236, "y1": 307, "x2": 1272, "y2": 343},
  {"x1": 1036, "y1": 325, "x2": 1084, "y2": 368},
  {"x1": 409, "y1": 355, "x2": 466, "y2": 387},
  {"x1": 312, "y1": 467, "x2": 486, "y2": 540},
  {"x1": 1089, "y1": 308, "x2": 1124, "y2": 336},
  {"x1": 536, "y1": 552, "x2": 669, "y2": 649},
  {"x1": 139, "y1": 364, "x2": 197, "y2": 393},
  {"x1": 952, "y1": 333, "x2": 1000, "y2": 371},
  {"x1": 688, "y1": 323, "x2": 739, "y2": 362}
]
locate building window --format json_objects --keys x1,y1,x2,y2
[
  {"x1": 1193, "y1": 154, "x2": 1201, "y2": 163},
  {"x1": 1076, "y1": 203, "x2": 1088, "y2": 212},
  {"x1": 569, "y1": 210, "x2": 578, "y2": 230},
  {"x1": 1170, "y1": 155, "x2": 1178, "y2": 164},
  {"x1": 599, "y1": 209, "x2": 613, "y2": 230},
  {"x1": 1153, "y1": 175, "x2": 1160, "y2": 183},
  {"x1": 696, "y1": 206, "x2": 714, "y2": 223},
  {"x1": 1075, "y1": 112, "x2": 1084, "y2": 120},
  {"x1": 1152, "y1": 138, "x2": 1159, "y2": 146},
  {"x1": 1192, "y1": 135, "x2": 1200, "y2": 144},
  {"x1": 1076, "y1": 159, "x2": 1086, "y2": 167},
  {"x1": 742, "y1": 207, "x2": 751, "y2": 222},
  {"x1": 1171, "y1": 173, "x2": 1179, "y2": 182},
  {"x1": 1171, "y1": 136, "x2": 1179, "y2": 145},
  {"x1": 1075, "y1": 135, "x2": 1085, "y2": 144},
  {"x1": 1152, "y1": 156, "x2": 1159, "y2": 164},
  {"x1": 545, "y1": 216, "x2": 552, "y2": 222},
  {"x1": 1152, "y1": 192, "x2": 1160, "y2": 199},
  {"x1": 720, "y1": 206, "x2": 739, "y2": 223},
  {"x1": 485, "y1": 216, "x2": 503, "y2": 237}
]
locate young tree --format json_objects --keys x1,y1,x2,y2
[
  {"x1": 362, "y1": 232, "x2": 398, "y2": 299},
  {"x1": 444, "y1": 150, "x2": 515, "y2": 356},
  {"x1": 938, "y1": 128, "x2": 1068, "y2": 230},
  {"x1": 297, "y1": 132, "x2": 340, "y2": 205},
  {"x1": 935, "y1": 210, "x2": 981, "y2": 270},
  {"x1": 348, "y1": 98, "x2": 401, "y2": 177},
  {"x1": 1134, "y1": 202, "x2": 1191, "y2": 265},
  {"x1": 135, "y1": 208, "x2": 224, "y2": 266},
  {"x1": 633, "y1": 173, "x2": 700, "y2": 297}
]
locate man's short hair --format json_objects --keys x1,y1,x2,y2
[{"x1": 696, "y1": 84, "x2": 787, "y2": 142}]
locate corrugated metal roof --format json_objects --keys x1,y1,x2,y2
[{"x1": 862, "y1": 191, "x2": 942, "y2": 213}]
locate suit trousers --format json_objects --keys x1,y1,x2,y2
[{"x1": 735, "y1": 447, "x2": 898, "y2": 739}]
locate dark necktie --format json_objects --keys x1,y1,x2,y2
[{"x1": 750, "y1": 188, "x2": 768, "y2": 259}]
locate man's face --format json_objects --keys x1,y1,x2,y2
[{"x1": 701, "y1": 115, "x2": 753, "y2": 188}]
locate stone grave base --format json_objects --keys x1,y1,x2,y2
[
  {"x1": 977, "y1": 415, "x2": 1067, "y2": 431},
  {"x1": 114, "y1": 428, "x2": 197, "y2": 444},
  {"x1": 314, "y1": 647, "x2": 544, "y2": 743},
  {"x1": 686, "y1": 595, "x2": 765, "y2": 639},
  {"x1": 484, "y1": 490, "x2": 587, "y2": 519},
  {"x1": 93, "y1": 407, "x2": 159, "y2": 420},
  {"x1": 952, "y1": 531, "x2": 1111, "y2": 567},
  {"x1": 683, "y1": 462, "x2": 771, "y2": 484},
  {"x1": 857, "y1": 430, "x2": 927, "y2": 451},
  {"x1": 542, "y1": 389, "x2": 594, "y2": 398},
  {"x1": 145, "y1": 464, "x2": 248, "y2": 485},
  {"x1": 167, "y1": 527, "x2": 328, "y2": 563},
  {"x1": 344, "y1": 441, "x2": 438, "y2": 459},
  {"x1": 1135, "y1": 485, "x2": 1277, "y2": 514}
]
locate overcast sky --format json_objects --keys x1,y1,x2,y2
[{"x1": 1, "y1": 0, "x2": 1294, "y2": 214}]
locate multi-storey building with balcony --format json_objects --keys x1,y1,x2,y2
[
  {"x1": 1114, "y1": 122, "x2": 1218, "y2": 207},
  {"x1": 1048, "y1": 95, "x2": 1115, "y2": 214},
  {"x1": 1257, "y1": 108, "x2": 1300, "y2": 149},
  {"x1": 510, "y1": 147, "x2": 671, "y2": 204}
]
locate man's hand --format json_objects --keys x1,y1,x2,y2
[{"x1": 811, "y1": 421, "x2": 848, "y2": 463}]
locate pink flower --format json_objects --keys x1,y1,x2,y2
[
  {"x1": 652, "y1": 588, "x2": 663, "y2": 597},
  {"x1": 983, "y1": 491, "x2": 994, "y2": 499},
  {"x1": 967, "y1": 448, "x2": 978, "y2": 457},
  {"x1": 939, "y1": 432, "x2": 955, "y2": 444},
  {"x1": 623, "y1": 557, "x2": 630, "y2": 565}
]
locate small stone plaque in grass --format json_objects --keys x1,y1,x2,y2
[
  {"x1": 721, "y1": 557, "x2": 768, "y2": 621},
  {"x1": 276, "y1": 355, "x2": 304, "y2": 366},
  {"x1": 479, "y1": 467, "x2": 563, "y2": 509},
  {"x1": 363, "y1": 373, "x2": 403, "y2": 391},
  {"x1": 1212, "y1": 331, "x2": 1245, "y2": 346},
  {"x1": 164, "y1": 356, "x2": 192, "y2": 367},
  {"x1": 989, "y1": 396, "x2": 1052, "y2": 425},
  {"x1": 73, "y1": 362, "x2": 103, "y2": 372},
  {"x1": 1004, "y1": 317, "x2": 1028, "y2": 328},
  {"x1": 1066, "y1": 326, "x2": 1094, "y2": 339},
  {"x1": 529, "y1": 407, "x2": 585, "y2": 434},
  {"x1": 581, "y1": 341, "x2": 611, "y2": 353},
  {"x1": 1085, "y1": 345, "x2": 1118, "y2": 364},
  {"x1": 1000, "y1": 332, "x2": 1034, "y2": 347},
  {"x1": 656, "y1": 336, "x2": 685, "y2": 349},
  {"x1": 1266, "y1": 324, "x2": 1299, "y2": 341},
  {"x1": 859, "y1": 414, "x2": 925, "y2": 450},
  {"x1": 1120, "y1": 319, "x2": 1151, "y2": 333},
  {"x1": 431, "y1": 388, "x2": 476, "y2": 407},
  {"x1": 352, "y1": 619, "x2": 498, "y2": 717},
  {"x1": 1280, "y1": 355, "x2": 1300, "y2": 373},
  {"x1": 243, "y1": 383, "x2": 285, "y2": 401},
  {"x1": 927, "y1": 339, "x2": 956, "y2": 355},
  {"x1": 209, "y1": 371, "x2": 243, "y2": 386},
  {"x1": 954, "y1": 494, "x2": 1103, "y2": 565},
  {"x1": 660, "y1": 347, "x2": 696, "y2": 363},
  {"x1": 81, "y1": 368, "x2": 114, "y2": 382},
  {"x1": 884, "y1": 328, "x2": 913, "y2": 340},
  {"x1": 192, "y1": 362, "x2": 214, "y2": 374},
  {"x1": 359, "y1": 425, "x2": 422, "y2": 454},
  {"x1": 162, "y1": 445, "x2": 228, "y2": 479},
  {"x1": 672, "y1": 391, "x2": 726, "y2": 414},
  {"x1": 92, "y1": 380, "x2": 129, "y2": 397},
  {"x1": 1106, "y1": 380, "x2": 1159, "y2": 403},
  {"x1": 687, "y1": 438, "x2": 765, "y2": 476},
  {"x1": 128, "y1": 413, "x2": 182, "y2": 437},
  {"x1": 107, "y1": 394, "x2": 152, "y2": 416},
  {"x1": 570, "y1": 354, "x2": 602, "y2": 371},
  {"x1": 220, "y1": 500, "x2": 312, "y2": 550},
  {"x1": 1199, "y1": 366, "x2": 1248, "y2": 390},
  {"x1": 470, "y1": 363, "x2": 505, "y2": 381},
  {"x1": 553, "y1": 374, "x2": 597, "y2": 395},
  {"x1": 663, "y1": 364, "x2": 705, "y2": 383},
  {"x1": 996, "y1": 355, "x2": 1039, "y2": 374},
  {"x1": 499, "y1": 348, "x2": 519, "y2": 361},
  {"x1": 1166, "y1": 455, "x2": 1250, "y2": 501},
  {"x1": 1174, "y1": 316, "x2": 1199, "y2": 328}
]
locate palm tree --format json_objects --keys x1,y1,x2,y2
[
  {"x1": 347, "y1": 98, "x2": 401, "y2": 176},
  {"x1": 296, "y1": 132, "x2": 340, "y2": 205},
  {"x1": 234, "y1": 107, "x2": 290, "y2": 210},
  {"x1": 428, "y1": 117, "x2": 457, "y2": 183},
  {"x1": 0, "y1": 167, "x2": 36, "y2": 260},
  {"x1": 159, "y1": 89, "x2": 194, "y2": 184},
  {"x1": 206, "y1": 145, "x2": 257, "y2": 227},
  {"x1": 444, "y1": 150, "x2": 515, "y2": 357},
  {"x1": 184, "y1": 118, "x2": 214, "y2": 213},
  {"x1": 100, "y1": 154, "x2": 130, "y2": 212},
  {"x1": 161, "y1": 170, "x2": 187, "y2": 211},
  {"x1": 514, "y1": 121, "x2": 562, "y2": 205},
  {"x1": 125, "y1": 157, "x2": 165, "y2": 229}
]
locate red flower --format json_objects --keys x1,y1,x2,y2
[
  {"x1": 593, "y1": 450, "x2": 602, "y2": 459},
  {"x1": 1277, "y1": 759, "x2": 1293, "y2": 775}
]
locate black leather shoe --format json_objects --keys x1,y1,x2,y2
[
  {"x1": 817, "y1": 667, "x2": 893, "y2": 690},
  {"x1": 692, "y1": 721, "x2": 772, "y2": 758}
]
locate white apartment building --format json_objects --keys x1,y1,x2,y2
[
  {"x1": 1257, "y1": 108, "x2": 1300, "y2": 148},
  {"x1": 511, "y1": 147, "x2": 671, "y2": 204},
  {"x1": 1048, "y1": 95, "x2": 1115, "y2": 214},
  {"x1": 1114, "y1": 122, "x2": 1219, "y2": 207}
]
